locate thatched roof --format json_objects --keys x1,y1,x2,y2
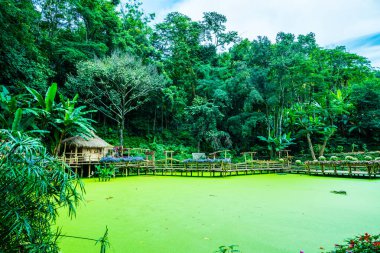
[{"x1": 62, "y1": 134, "x2": 113, "y2": 148}]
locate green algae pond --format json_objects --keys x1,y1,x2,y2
[{"x1": 57, "y1": 174, "x2": 380, "y2": 253}]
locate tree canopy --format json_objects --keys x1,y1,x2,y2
[{"x1": 1, "y1": 0, "x2": 379, "y2": 158}]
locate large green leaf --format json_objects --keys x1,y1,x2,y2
[
  {"x1": 12, "y1": 108, "x2": 22, "y2": 131},
  {"x1": 25, "y1": 86, "x2": 44, "y2": 107},
  {"x1": 45, "y1": 83, "x2": 58, "y2": 112}
]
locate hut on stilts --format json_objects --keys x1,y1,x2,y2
[{"x1": 60, "y1": 134, "x2": 113, "y2": 176}]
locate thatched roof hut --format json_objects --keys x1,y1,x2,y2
[{"x1": 61, "y1": 134, "x2": 113, "y2": 162}]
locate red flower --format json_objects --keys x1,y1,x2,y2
[{"x1": 373, "y1": 241, "x2": 380, "y2": 247}]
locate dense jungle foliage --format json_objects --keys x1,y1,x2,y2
[{"x1": 2, "y1": 0, "x2": 380, "y2": 159}]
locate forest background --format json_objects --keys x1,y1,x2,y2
[{"x1": 2, "y1": 0, "x2": 380, "y2": 160}]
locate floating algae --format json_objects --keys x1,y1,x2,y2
[{"x1": 330, "y1": 190, "x2": 347, "y2": 195}]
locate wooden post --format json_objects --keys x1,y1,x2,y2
[
  {"x1": 63, "y1": 143, "x2": 67, "y2": 157},
  {"x1": 88, "y1": 164, "x2": 91, "y2": 178},
  {"x1": 367, "y1": 165, "x2": 372, "y2": 179}
]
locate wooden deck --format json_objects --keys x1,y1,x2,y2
[
  {"x1": 61, "y1": 158, "x2": 290, "y2": 177},
  {"x1": 293, "y1": 161, "x2": 380, "y2": 178},
  {"x1": 59, "y1": 155, "x2": 380, "y2": 179}
]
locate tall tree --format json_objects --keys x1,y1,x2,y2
[
  {"x1": 201, "y1": 12, "x2": 239, "y2": 50},
  {"x1": 119, "y1": 0, "x2": 157, "y2": 60},
  {"x1": 153, "y1": 12, "x2": 202, "y2": 98},
  {"x1": 68, "y1": 52, "x2": 165, "y2": 146},
  {"x1": 185, "y1": 96, "x2": 231, "y2": 151}
]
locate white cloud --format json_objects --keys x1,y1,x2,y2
[
  {"x1": 349, "y1": 45, "x2": 380, "y2": 69},
  {"x1": 153, "y1": 0, "x2": 380, "y2": 46}
]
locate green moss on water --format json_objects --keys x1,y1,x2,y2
[{"x1": 57, "y1": 174, "x2": 380, "y2": 253}]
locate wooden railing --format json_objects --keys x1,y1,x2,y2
[{"x1": 304, "y1": 161, "x2": 380, "y2": 178}]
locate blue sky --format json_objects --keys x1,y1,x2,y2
[{"x1": 141, "y1": 0, "x2": 380, "y2": 67}]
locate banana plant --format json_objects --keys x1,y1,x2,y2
[
  {"x1": 25, "y1": 83, "x2": 95, "y2": 154},
  {"x1": 0, "y1": 86, "x2": 41, "y2": 132},
  {"x1": 0, "y1": 86, "x2": 19, "y2": 128},
  {"x1": 11, "y1": 108, "x2": 22, "y2": 131},
  {"x1": 52, "y1": 94, "x2": 96, "y2": 155},
  {"x1": 1, "y1": 84, "x2": 95, "y2": 155},
  {"x1": 258, "y1": 131, "x2": 294, "y2": 159},
  {"x1": 25, "y1": 82, "x2": 57, "y2": 113}
]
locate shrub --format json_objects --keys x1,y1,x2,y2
[
  {"x1": 95, "y1": 164, "x2": 115, "y2": 181},
  {"x1": 336, "y1": 145, "x2": 344, "y2": 153},
  {"x1": 345, "y1": 156, "x2": 356, "y2": 161},
  {"x1": 330, "y1": 156, "x2": 339, "y2": 161},
  {"x1": 364, "y1": 155, "x2": 373, "y2": 161},
  {"x1": 295, "y1": 160, "x2": 302, "y2": 165},
  {"x1": 319, "y1": 156, "x2": 326, "y2": 161},
  {"x1": 331, "y1": 233, "x2": 380, "y2": 253}
]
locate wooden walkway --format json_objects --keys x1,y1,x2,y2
[
  {"x1": 60, "y1": 156, "x2": 380, "y2": 179},
  {"x1": 62, "y1": 158, "x2": 289, "y2": 177},
  {"x1": 290, "y1": 161, "x2": 380, "y2": 179},
  {"x1": 149, "y1": 159, "x2": 288, "y2": 177}
]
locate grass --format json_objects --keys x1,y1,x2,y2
[{"x1": 56, "y1": 174, "x2": 380, "y2": 253}]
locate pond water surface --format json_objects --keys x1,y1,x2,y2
[{"x1": 57, "y1": 174, "x2": 380, "y2": 253}]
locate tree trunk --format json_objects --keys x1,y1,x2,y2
[
  {"x1": 319, "y1": 134, "x2": 332, "y2": 157},
  {"x1": 269, "y1": 145, "x2": 274, "y2": 160},
  {"x1": 119, "y1": 120, "x2": 124, "y2": 148},
  {"x1": 278, "y1": 106, "x2": 284, "y2": 141},
  {"x1": 120, "y1": 95, "x2": 126, "y2": 149},
  {"x1": 319, "y1": 139, "x2": 328, "y2": 157},
  {"x1": 306, "y1": 133, "x2": 316, "y2": 160},
  {"x1": 161, "y1": 104, "x2": 164, "y2": 132},
  {"x1": 192, "y1": 83, "x2": 196, "y2": 99},
  {"x1": 153, "y1": 108, "x2": 156, "y2": 133},
  {"x1": 53, "y1": 131, "x2": 65, "y2": 157}
]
